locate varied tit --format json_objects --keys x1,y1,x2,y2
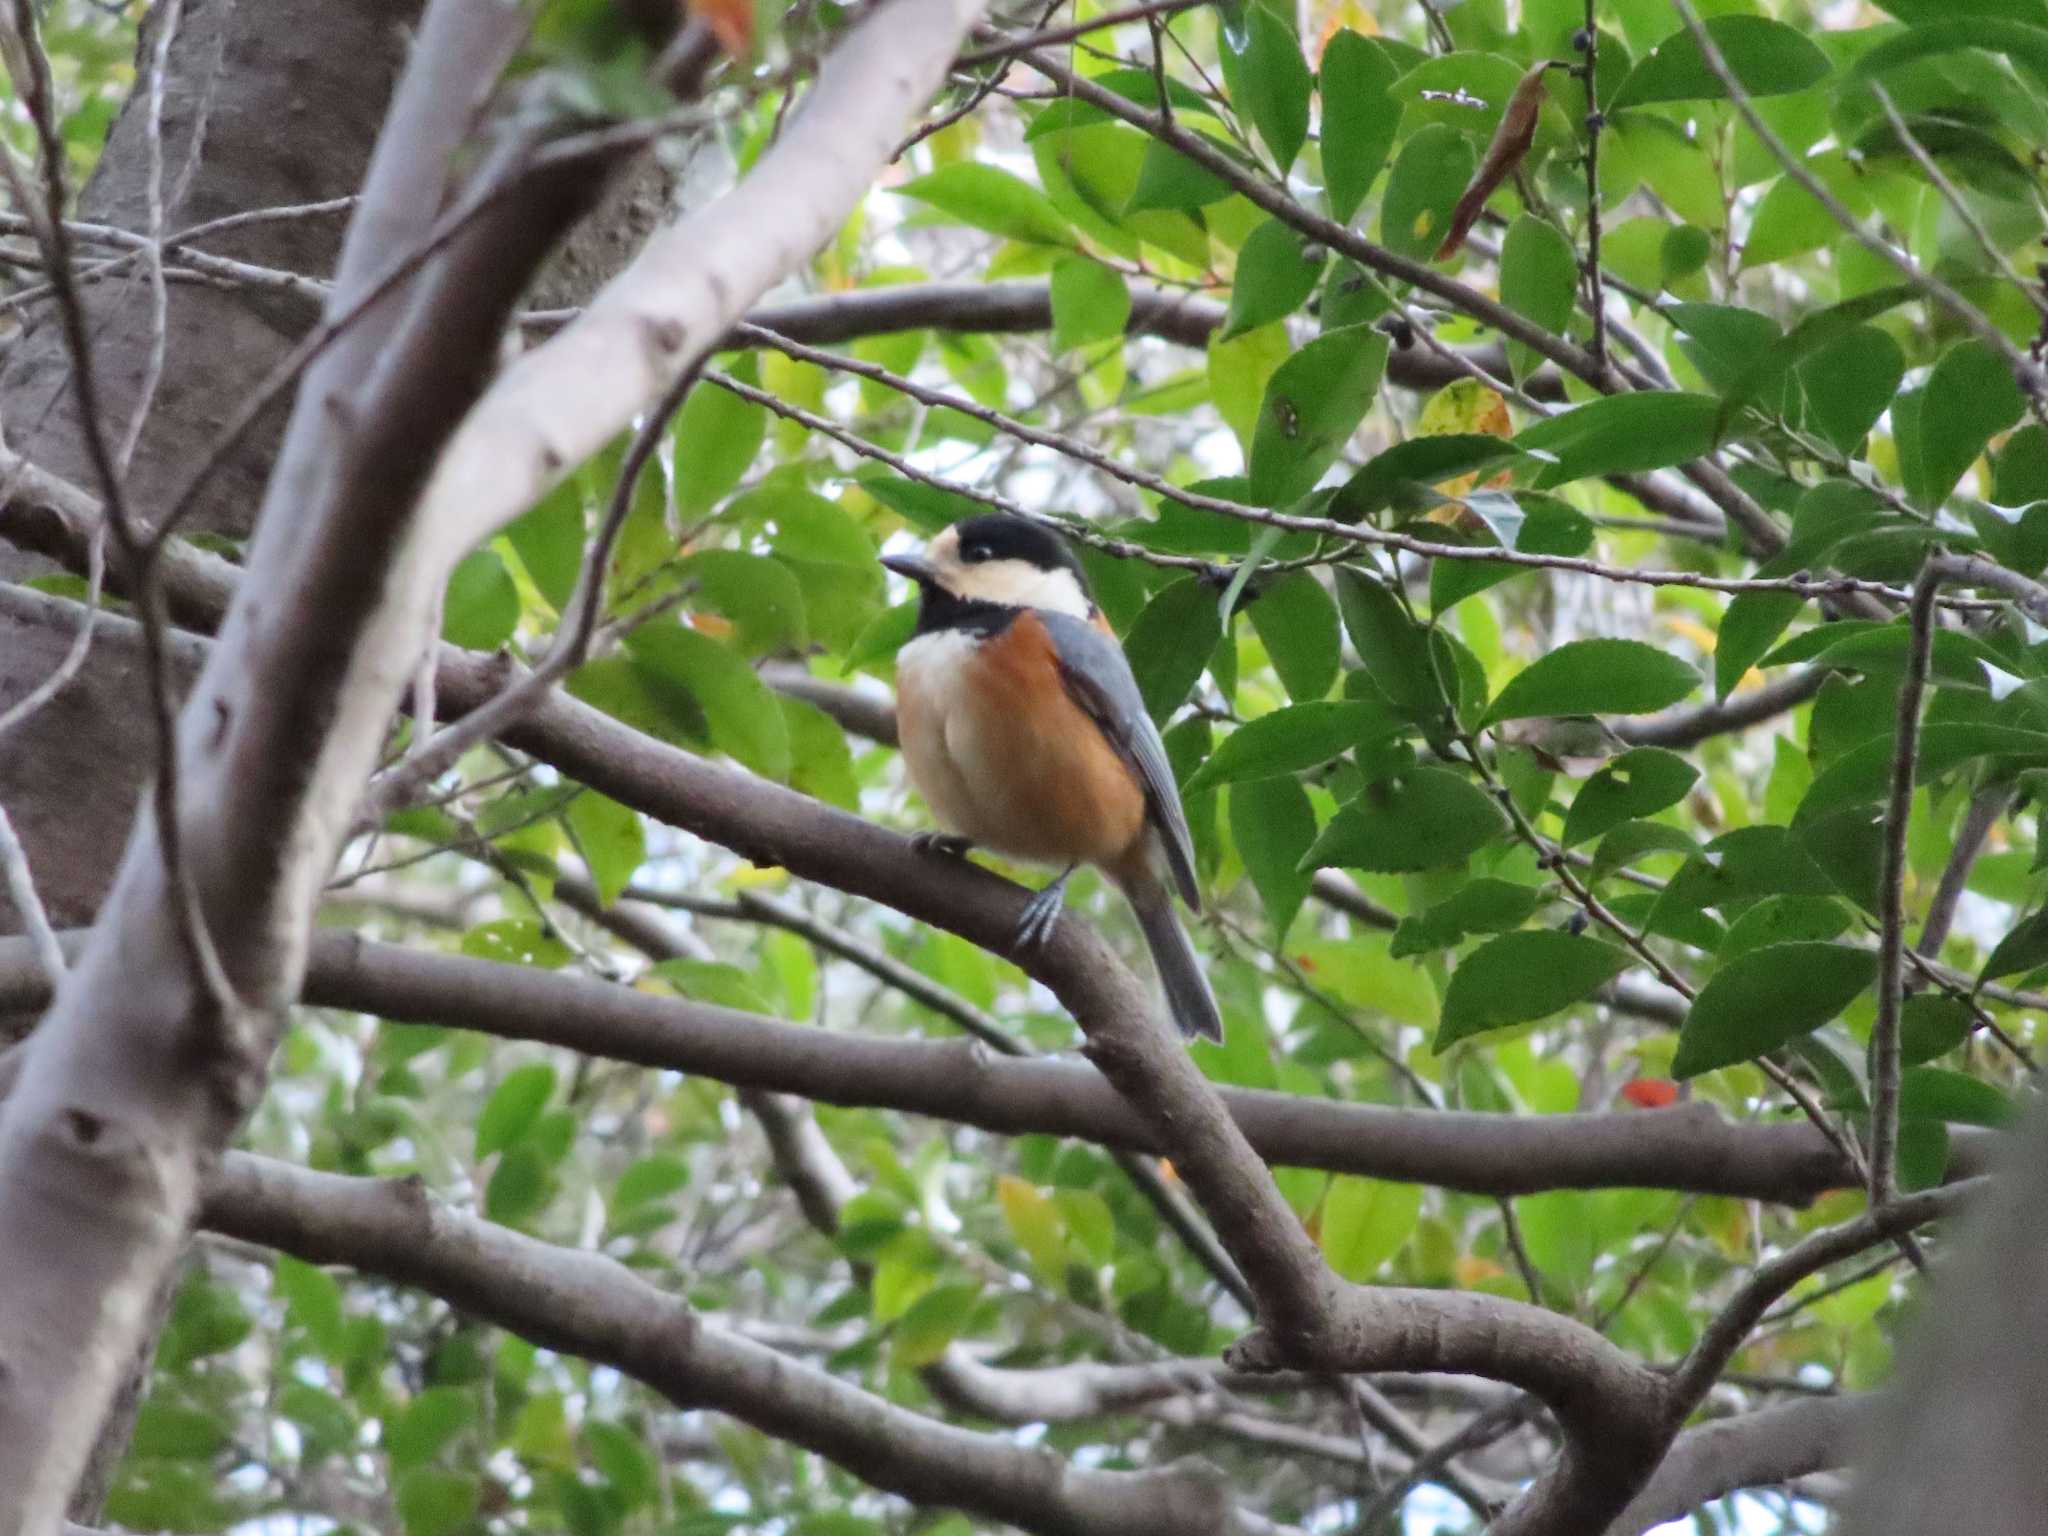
[{"x1": 881, "y1": 515, "x2": 1222, "y2": 1043}]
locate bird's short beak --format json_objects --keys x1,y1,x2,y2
[{"x1": 879, "y1": 552, "x2": 938, "y2": 586}]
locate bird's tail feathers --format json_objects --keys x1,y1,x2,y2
[{"x1": 1125, "y1": 873, "x2": 1222, "y2": 1043}]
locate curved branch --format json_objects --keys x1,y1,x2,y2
[
  {"x1": 1604, "y1": 1396, "x2": 1877, "y2": 1536},
  {"x1": 201, "y1": 1153, "x2": 1241, "y2": 1536}
]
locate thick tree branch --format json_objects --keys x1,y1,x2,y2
[
  {"x1": 1604, "y1": 1396, "x2": 1878, "y2": 1536},
  {"x1": 0, "y1": 930, "x2": 1869, "y2": 1201},
  {"x1": 201, "y1": 1153, "x2": 1242, "y2": 1536}
]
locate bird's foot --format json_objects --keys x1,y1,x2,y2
[
  {"x1": 912, "y1": 831, "x2": 974, "y2": 860},
  {"x1": 1013, "y1": 866, "x2": 1076, "y2": 953}
]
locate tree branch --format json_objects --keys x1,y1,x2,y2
[
  {"x1": 0, "y1": 929, "x2": 1873, "y2": 1202},
  {"x1": 1604, "y1": 1396, "x2": 1878, "y2": 1536},
  {"x1": 201, "y1": 1153, "x2": 1243, "y2": 1536}
]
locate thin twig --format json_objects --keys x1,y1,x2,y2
[
  {"x1": 0, "y1": 804, "x2": 66, "y2": 985},
  {"x1": 1575, "y1": 8, "x2": 1606, "y2": 367},
  {"x1": 1870, "y1": 561, "x2": 1941, "y2": 1208}
]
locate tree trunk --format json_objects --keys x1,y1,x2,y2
[{"x1": 0, "y1": 0, "x2": 422, "y2": 930}]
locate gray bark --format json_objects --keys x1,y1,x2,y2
[{"x1": 0, "y1": 0, "x2": 420, "y2": 930}]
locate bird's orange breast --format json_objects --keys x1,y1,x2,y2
[{"x1": 896, "y1": 610, "x2": 1147, "y2": 870}]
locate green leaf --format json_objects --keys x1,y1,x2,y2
[
  {"x1": 1435, "y1": 930, "x2": 1631, "y2": 1048},
  {"x1": 485, "y1": 1143, "x2": 553, "y2": 1225},
  {"x1": 130, "y1": 1401, "x2": 229, "y2": 1461},
  {"x1": 1225, "y1": 218, "x2": 1329, "y2": 337},
  {"x1": 1673, "y1": 942, "x2": 1877, "y2": 1078},
  {"x1": 676, "y1": 550, "x2": 808, "y2": 655},
  {"x1": 388, "y1": 1386, "x2": 477, "y2": 1470},
  {"x1": 1186, "y1": 700, "x2": 1398, "y2": 791},
  {"x1": 1050, "y1": 256, "x2": 1131, "y2": 352},
  {"x1": 1390, "y1": 877, "x2": 1541, "y2": 958},
  {"x1": 1377, "y1": 122, "x2": 1475, "y2": 262},
  {"x1": 1126, "y1": 139, "x2": 1233, "y2": 212},
  {"x1": 1514, "y1": 392, "x2": 1721, "y2": 485},
  {"x1": 647, "y1": 957, "x2": 774, "y2": 1013},
  {"x1": 782, "y1": 694, "x2": 861, "y2": 812},
  {"x1": 1799, "y1": 326, "x2": 1906, "y2": 456},
  {"x1": 1715, "y1": 285, "x2": 1916, "y2": 441},
  {"x1": 505, "y1": 481, "x2": 585, "y2": 613},
  {"x1": 893, "y1": 1281, "x2": 984, "y2": 1368},
  {"x1": 477, "y1": 1063, "x2": 557, "y2": 1158},
  {"x1": 1917, "y1": 339, "x2": 2027, "y2": 508},
  {"x1": 1484, "y1": 639, "x2": 1699, "y2": 723},
  {"x1": 1334, "y1": 568, "x2": 1446, "y2": 718},
  {"x1": 1899, "y1": 1066, "x2": 2017, "y2": 1128},
  {"x1": 1716, "y1": 591, "x2": 1807, "y2": 700},
  {"x1": 565, "y1": 791, "x2": 644, "y2": 906},
  {"x1": 1238, "y1": 2, "x2": 1313, "y2": 170},
  {"x1": 1799, "y1": 721, "x2": 2048, "y2": 822},
  {"x1": 1209, "y1": 321, "x2": 1291, "y2": 458},
  {"x1": 1560, "y1": 748, "x2": 1700, "y2": 847},
  {"x1": 461, "y1": 918, "x2": 572, "y2": 969},
  {"x1": 1301, "y1": 767, "x2": 1507, "y2": 873},
  {"x1": 896, "y1": 163, "x2": 1076, "y2": 246},
  {"x1": 441, "y1": 548, "x2": 520, "y2": 652},
  {"x1": 1320, "y1": 30, "x2": 1401, "y2": 223},
  {"x1": 1981, "y1": 905, "x2": 2048, "y2": 987},
  {"x1": 1499, "y1": 216, "x2": 1578, "y2": 384},
  {"x1": 1900, "y1": 994, "x2": 1974, "y2": 1065},
  {"x1": 1231, "y1": 775, "x2": 1318, "y2": 936},
  {"x1": 1248, "y1": 326, "x2": 1391, "y2": 507},
  {"x1": 1335, "y1": 434, "x2": 1523, "y2": 519},
  {"x1": 614, "y1": 1154, "x2": 690, "y2": 1209},
  {"x1": 997, "y1": 1175, "x2": 1066, "y2": 1279},
  {"x1": 1611, "y1": 16, "x2": 1831, "y2": 107},
  {"x1": 627, "y1": 623, "x2": 792, "y2": 779},
  {"x1": 1319, "y1": 1175, "x2": 1423, "y2": 1280},
  {"x1": 398, "y1": 1468, "x2": 479, "y2": 1536},
  {"x1": 673, "y1": 363, "x2": 767, "y2": 515},
  {"x1": 274, "y1": 1255, "x2": 345, "y2": 1359},
  {"x1": 1717, "y1": 895, "x2": 1852, "y2": 962},
  {"x1": 1247, "y1": 569, "x2": 1340, "y2": 701},
  {"x1": 1122, "y1": 576, "x2": 1224, "y2": 722}
]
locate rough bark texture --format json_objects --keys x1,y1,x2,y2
[{"x1": 0, "y1": 0, "x2": 420, "y2": 930}]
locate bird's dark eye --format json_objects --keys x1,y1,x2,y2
[{"x1": 960, "y1": 542, "x2": 989, "y2": 563}]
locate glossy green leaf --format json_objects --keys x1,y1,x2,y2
[
  {"x1": 1798, "y1": 326, "x2": 1907, "y2": 456},
  {"x1": 1334, "y1": 568, "x2": 1445, "y2": 717},
  {"x1": 896, "y1": 163, "x2": 1076, "y2": 247},
  {"x1": 1673, "y1": 943, "x2": 1877, "y2": 1077},
  {"x1": 1247, "y1": 325, "x2": 1390, "y2": 507},
  {"x1": 1717, "y1": 895, "x2": 1852, "y2": 962},
  {"x1": 1484, "y1": 639, "x2": 1700, "y2": 723},
  {"x1": 673, "y1": 364, "x2": 767, "y2": 514},
  {"x1": 1900, "y1": 994, "x2": 1974, "y2": 1065},
  {"x1": 1126, "y1": 139, "x2": 1234, "y2": 212},
  {"x1": 441, "y1": 549, "x2": 519, "y2": 652},
  {"x1": 1335, "y1": 434, "x2": 1523, "y2": 519},
  {"x1": 1247, "y1": 569, "x2": 1341, "y2": 701},
  {"x1": 1500, "y1": 215, "x2": 1579, "y2": 384},
  {"x1": 1225, "y1": 218, "x2": 1329, "y2": 337},
  {"x1": 564, "y1": 791, "x2": 644, "y2": 907},
  {"x1": 1320, "y1": 1175, "x2": 1423, "y2": 1280},
  {"x1": 1187, "y1": 700, "x2": 1398, "y2": 791},
  {"x1": 1899, "y1": 1066, "x2": 2018, "y2": 1127},
  {"x1": 1050, "y1": 256, "x2": 1131, "y2": 351},
  {"x1": 1300, "y1": 767, "x2": 1506, "y2": 873},
  {"x1": 627, "y1": 623, "x2": 792, "y2": 779},
  {"x1": 1916, "y1": 339, "x2": 2027, "y2": 508},
  {"x1": 1560, "y1": 748, "x2": 1700, "y2": 847},
  {"x1": 477, "y1": 1063, "x2": 556, "y2": 1159},
  {"x1": 676, "y1": 550, "x2": 808, "y2": 655},
  {"x1": 1716, "y1": 591, "x2": 1807, "y2": 700},
  {"x1": 1611, "y1": 16, "x2": 1831, "y2": 107},
  {"x1": 1514, "y1": 392, "x2": 1721, "y2": 485},
  {"x1": 1390, "y1": 877, "x2": 1541, "y2": 958},
  {"x1": 1435, "y1": 930, "x2": 1631, "y2": 1048},
  {"x1": 1377, "y1": 122, "x2": 1475, "y2": 261},
  {"x1": 1981, "y1": 905, "x2": 2048, "y2": 986},
  {"x1": 505, "y1": 481, "x2": 585, "y2": 612},
  {"x1": 1320, "y1": 30, "x2": 1401, "y2": 223},
  {"x1": 1123, "y1": 576, "x2": 1224, "y2": 722},
  {"x1": 1238, "y1": 2, "x2": 1313, "y2": 170},
  {"x1": 1714, "y1": 285, "x2": 1915, "y2": 440},
  {"x1": 1231, "y1": 774, "x2": 1317, "y2": 935},
  {"x1": 1797, "y1": 724, "x2": 2048, "y2": 823}
]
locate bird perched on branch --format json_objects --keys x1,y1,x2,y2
[{"x1": 881, "y1": 515, "x2": 1221, "y2": 1042}]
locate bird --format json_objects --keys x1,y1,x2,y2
[{"x1": 880, "y1": 514, "x2": 1222, "y2": 1043}]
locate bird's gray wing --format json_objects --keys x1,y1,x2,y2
[{"x1": 1040, "y1": 610, "x2": 1201, "y2": 910}]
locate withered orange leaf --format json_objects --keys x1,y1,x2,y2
[
  {"x1": 1434, "y1": 61, "x2": 1554, "y2": 262},
  {"x1": 690, "y1": 0, "x2": 753, "y2": 59}
]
